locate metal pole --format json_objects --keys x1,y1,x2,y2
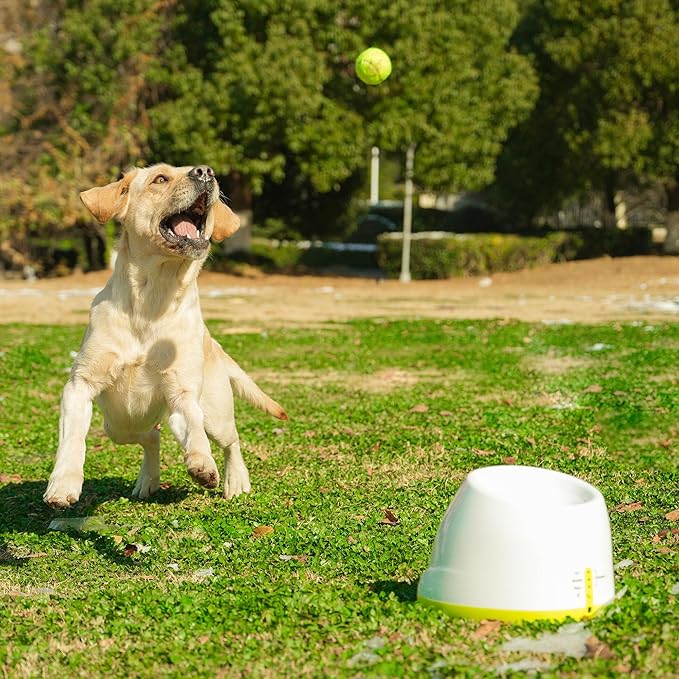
[
  {"x1": 369, "y1": 146, "x2": 380, "y2": 205},
  {"x1": 400, "y1": 143, "x2": 415, "y2": 283}
]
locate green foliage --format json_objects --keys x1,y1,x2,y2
[
  {"x1": 2, "y1": 0, "x2": 537, "y2": 247},
  {"x1": 376, "y1": 231, "x2": 579, "y2": 279},
  {"x1": 493, "y1": 0, "x2": 679, "y2": 221},
  {"x1": 568, "y1": 226, "x2": 654, "y2": 258},
  {"x1": 209, "y1": 238, "x2": 377, "y2": 274},
  {"x1": 1, "y1": 320, "x2": 678, "y2": 675}
]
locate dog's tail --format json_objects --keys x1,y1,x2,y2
[{"x1": 222, "y1": 353, "x2": 288, "y2": 421}]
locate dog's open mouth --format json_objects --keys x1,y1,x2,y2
[{"x1": 160, "y1": 192, "x2": 209, "y2": 245}]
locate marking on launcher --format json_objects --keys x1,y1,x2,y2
[{"x1": 585, "y1": 567, "x2": 594, "y2": 612}]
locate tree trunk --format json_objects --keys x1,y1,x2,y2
[
  {"x1": 222, "y1": 171, "x2": 253, "y2": 212},
  {"x1": 664, "y1": 179, "x2": 679, "y2": 254},
  {"x1": 77, "y1": 221, "x2": 108, "y2": 271}
]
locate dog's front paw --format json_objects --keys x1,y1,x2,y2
[
  {"x1": 223, "y1": 463, "x2": 251, "y2": 500},
  {"x1": 131, "y1": 473, "x2": 160, "y2": 500},
  {"x1": 185, "y1": 453, "x2": 220, "y2": 489},
  {"x1": 43, "y1": 473, "x2": 83, "y2": 508}
]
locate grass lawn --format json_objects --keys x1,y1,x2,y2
[{"x1": 0, "y1": 318, "x2": 677, "y2": 677}]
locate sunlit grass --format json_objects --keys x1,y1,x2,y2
[{"x1": 0, "y1": 319, "x2": 677, "y2": 676}]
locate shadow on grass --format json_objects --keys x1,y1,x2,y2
[
  {"x1": 370, "y1": 579, "x2": 420, "y2": 602},
  {"x1": 0, "y1": 477, "x2": 188, "y2": 565}
]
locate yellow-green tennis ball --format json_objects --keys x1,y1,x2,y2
[{"x1": 355, "y1": 47, "x2": 392, "y2": 85}]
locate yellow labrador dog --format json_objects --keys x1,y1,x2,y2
[{"x1": 44, "y1": 163, "x2": 286, "y2": 508}]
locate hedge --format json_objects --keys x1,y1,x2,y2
[
  {"x1": 376, "y1": 227, "x2": 655, "y2": 279},
  {"x1": 208, "y1": 238, "x2": 378, "y2": 274},
  {"x1": 376, "y1": 231, "x2": 582, "y2": 279}
]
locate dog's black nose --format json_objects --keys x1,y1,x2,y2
[{"x1": 189, "y1": 165, "x2": 215, "y2": 182}]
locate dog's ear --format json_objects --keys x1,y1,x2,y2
[
  {"x1": 80, "y1": 171, "x2": 136, "y2": 223},
  {"x1": 211, "y1": 200, "x2": 240, "y2": 241}
]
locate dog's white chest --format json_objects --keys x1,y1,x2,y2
[{"x1": 97, "y1": 355, "x2": 167, "y2": 431}]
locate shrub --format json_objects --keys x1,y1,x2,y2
[
  {"x1": 376, "y1": 231, "x2": 582, "y2": 279},
  {"x1": 568, "y1": 226, "x2": 653, "y2": 258},
  {"x1": 208, "y1": 238, "x2": 377, "y2": 274}
]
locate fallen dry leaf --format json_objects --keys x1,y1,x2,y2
[
  {"x1": 381, "y1": 509, "x2": 400, "y2": 526},
  {"x1": 347, "y1": 535, "x2": 357, "y2": 544},
  {"x1": 652, "y1": 528, "x2": 679, "y2": 544},
  {"x1": 615, "y1": 501, "x2": 643, "y2": 512},
  {"x1": 665, "y1": 508, "x2": 679, "y2": 521},
  {"x1": 252, "y1": 525, "x2": 274, "y2": 539},
  {"x1": 439, "y1": 410, "x2": 454, "y2": 417},
  {"x1": 159, "y1": 482, "x2": 172, "y2": 490},
  {"x1": 123, "y1": 544, "x2": 138, "y2": 557},
  {"x1": 473, "y1": 448, "x2": 494, "y2": 457},
  {"x1": 503, "y1": 456, "x2": 517, "y2": 465},
  {"x1": 585, "y1": 636, "x2": 616, "y2": 660},
  {"x1": 410, "y1": 403, "x2": 429, "y2": 413},
  {"x1": 112, "y1": 535, "x2": 124, "y2": 545},
  {"x1": 472, "y1": 619, "x2": 502, "y2": 639}
]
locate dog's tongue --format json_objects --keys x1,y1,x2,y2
[{"x1": 170, "y1": 214, "x2": 198, "y2": 239}]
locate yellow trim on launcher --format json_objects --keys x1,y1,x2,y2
[{"x1": 418, "y1": 597, "x2": 605, "y2": 622}]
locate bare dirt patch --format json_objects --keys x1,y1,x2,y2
[{"x1": 1, "y1": 256, "x2": 678, "y2": 326}]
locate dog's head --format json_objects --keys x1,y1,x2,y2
[{"x1": 80, "y1": 164, "x2": 240, "y2": 259}]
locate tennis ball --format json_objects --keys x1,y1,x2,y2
[{"x1": 355, "y1": 47, "x2": 392, "y2": 85}]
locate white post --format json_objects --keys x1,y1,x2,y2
[
  {"x1": 369, "y1": 146, "x2": 380, "y2": 205},
  {"x1": 400, "y1": 143, "x2": 415, "y2": 283}
]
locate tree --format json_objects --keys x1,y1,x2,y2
[
  {"x1": 0, "y1": 0, "x2": 192, "y2": 269},
  {"x1": 158, "y1": 0, "x2": 538, "y2": 236},
  {"x1": 492, "y1": 0, "x2": 679, "y2": 236},
  {"x1": 2, "y1": 0, "x2": 537, "y2": 264}
]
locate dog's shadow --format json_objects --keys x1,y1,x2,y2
[
  {"x1": 369, "y1": 579, "x2": 419, "y2": 603},
  {"x1": 0, "y1": 477, "x2": 188, "y2": 565}
]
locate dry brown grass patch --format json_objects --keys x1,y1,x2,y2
[
  {"x1": 525, "y1": 352, "x2": 593, "y2": 375},
  {"x1": 251, "y1": 367, "x2": 463, "y2": 394}
]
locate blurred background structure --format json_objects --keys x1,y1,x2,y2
[{"x1": 0, "y1": 0, "x2": 677, "y2": 278}]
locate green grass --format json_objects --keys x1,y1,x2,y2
[{"x1": 0, "y1": 319, "x2": 677, "y2": 677}]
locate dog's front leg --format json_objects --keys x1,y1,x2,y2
[
  {"x1": 44, "y1": 378, "x2": 96, "y2": 508},
  {"x1": 168, "y1": 395, "x2": 220, "y2": 489}
]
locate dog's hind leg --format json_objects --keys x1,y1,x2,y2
[
  {"x1": 105, "y1": 423, "x2": 161, "y2": 499},
  {"x1": 200, "y1": 357, "x2": 251, "y2": 500},
  {"x1": 207, "y1": 422, "x2": 251, "y2": 500}
]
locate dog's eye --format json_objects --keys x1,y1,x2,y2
[{"x1": 153, "y1": 175, "x2": 169, "y2": 184}]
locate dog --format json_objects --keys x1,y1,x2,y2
[{"x1": 44, "y1": 163, "x2": 287, "y2": 508}]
